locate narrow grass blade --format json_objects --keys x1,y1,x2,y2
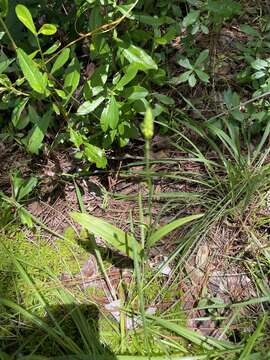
[
  {"x1": 146, "y1": 316, "x2": 237, "y2": 351},
  {"x1": 148, "y1": 214, "x2": 203, "y2": 247},
  {"x1": 239, "y1": 315, "x2": 266, "y2": 359}
]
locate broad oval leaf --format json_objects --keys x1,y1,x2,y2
[
  {"x1": 148, "y1": 214, "x2": 204, "y2": 247},
  {"x1": 100, "y1": 96, "x2": 119, "y2": 131},
  {"x1": 195, "y1": 49, "x2": 209, "y2": 67},
  {"x1": 50, "y1": 48, "x2": 70, "y2": 75},
  {"x1": 195, "y1": 69, "x2": 209, "y2": 83},
  {"x1": 188, "y1": 73, "x2": 197, "y2": 87},
  {"x1": 183, "y1": 10, "x2": 200, "y2": 27},
  {"x1": 124, "y1": 85, "x2": 149, "y2": 101},
  {"x1": 71, "y1": 212, "x2": 141, "y2": 259},
  {"x1": 77, "y1": 96, "x2": 105, "y2": 115},
  {"x1": 120, "y1": 43, "x2": 157, "y2": 71},
  {"x1": 15, "y1": 4, "x2": 37, "y2": 35},
  {"x1": 38, "y1": 23, "x2": 57, "y2": 35},
  {"x1": 84, "y1": 143, "x2": 107, "y2": 169},
  {"x1": 17, "y1": 48, "x2": 47, "y2": 94}
]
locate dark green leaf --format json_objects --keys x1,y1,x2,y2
[
  {"x1": 0, "y1": 52, "x2": 14, "y2": 74},
  {"x1": 0, "y1": 0, "x2": 8, "y2": 17},
  {"x1": 153, "y1": 93, "x2": 175, "y2": 105},
  {"x1": 240, "y1": 24, "x2": 260, "y2": 37}
]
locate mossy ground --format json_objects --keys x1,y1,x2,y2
[{"x1": 0, "y1": 224, "x2": 185, "y2": 356}]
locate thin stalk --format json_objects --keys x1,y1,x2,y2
[
  {"x1": 0, "y1": 15, "x2": 17, "y2": 51},
  {"x1": 145, "y1": 139, "x2": 154, "y2": 238}
]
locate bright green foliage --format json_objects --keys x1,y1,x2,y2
[{"x1": 15, "y1": 4, "x2": 37, "y2": 35}]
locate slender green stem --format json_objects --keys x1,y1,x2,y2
[
  {"x1": 0, "y1": 15, "x2": 17, "y2": 51},
  {"x1": 145, "y1": 139, "x2": 153, "y2": 242},
  {"x1": 36, "y1": 35, "x2": 45, "y2": 64}
]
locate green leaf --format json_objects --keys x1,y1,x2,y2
[
  {"x1": 240, "y1": 24, "x2": 260, "y2": 37},
  {"x1": 70, "y1": 212, "x2": 141, "y2": 259},
  {"x1": 64, "y1": 57, "x2": 80, "y2": 101},
  {"x1": 26, "y1": 110, "x2": 51, "y2": 154},
  {"x1": 182, "y1": 10, "x2": 200, "y2": 27},
  {"x1": 15, "y1": 4, "x2": 37, "y2": 35},
  {"x1": 100, "y1": 96, "x2": 119, "y2": 131},
  {"x1": 69, "y1": 127, "x2": 84, "y2": 148},
  {"x1": 195, "y1": 69, "x2": 209, "y2": 83},
  {"x1": 50, "y1": 48, "x2": 70, "y2": 75},
  {"x1": 251, "y1": 59, "x2": 268, "y2": 70},
  {"x1": 17, "y1": 176, "x2": 38, "y2": 201},
  {"x1": 133, "y1": 14, "x2": 175, "y2": 26},
  {"x1": 148, "y1": 214, "x2": 203, "y2": 247},
  {"x1": 195, "y1": 49, "x2": 209, "y2": 67},
  {"x1": 178, "y1": 58, "x2": 193, "y2": 69},
  {"x1": 17, "y1": 48, "x2": 47, "y2": 94},
  {"x1": 252, "y1": 70, "x2": 265, "y2": 79},
  {"x1": 148, "y1": 315, "x2": 235, "y2": 350},
  {"x1": 188, "y1": 73, "x2": 197, "y2": 87},
  {"x1": 120, "y1": 43, "x2": 158, "y2": 71},
  {"x1": 153, "y1": 93, "x2": 175, "y2": 105},
  {"x1": 18, "y1": 208, "x2": 33, "y2": 228},
  {"x1": 115, "y1": 64, "x2": 139, "y2": 91},
  {"x1": 84, "y1": 143, "x2": 107, "y2": 168},
  {"x1": 0, "y1": 0, "x2": 8, "y2": 17},
  {"x1": 0, "y1": 52, "x2": 14, "y2": 74},
  {"x1": 77, "y1": 97, "x2": 105, "y2": 115},
  {"x1": 38, "y1": 23, "x2": 57, "y2": 35},
  {"x1": 239, "y1": 315, "x2": 266, "y2": 359},
  {"x1": 170, "y1": 70, "x2": 191, "y2": 84},
  {"x1": 43, "y1": 40, "x2": 61, "y2": 55},
  {"x1": 84, "y1": 64, "x2": 109, "y2": 98},
  {"x1": 12, "y1": 98, "x2": 29, "y2": 129},
  {"x1": 124, "y1": 86, "x2": 149, "y2": 101}
]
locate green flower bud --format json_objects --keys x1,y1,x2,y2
[{"x1": 141, "y1": 107, "x2": 154, "y2": 140}]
